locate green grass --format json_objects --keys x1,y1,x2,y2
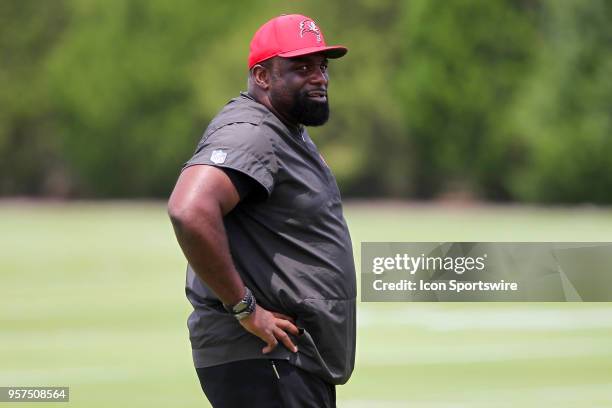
[{"x1": 2, "y1": 201, "x2": 612, "y2": 407}]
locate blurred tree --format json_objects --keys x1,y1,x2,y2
[
  {"x1": 509, "y1": 0, "x2": 612, "y2": 203},
  {"x1": 0, "y1": 0, "x2": 67, "y2": 195},
  {"x1": 396, "y1": 0, "x2": 538, "y2": 199},
  {"x1": 2, "y1": 0, "x2": 612, "y2": 203},
  {"x1": 47, "y1": 0, "x2": 244, "y2": 196}
]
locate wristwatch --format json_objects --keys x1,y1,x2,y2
[{"x1": 223, "y1": 287, "x2": 256, "y2": 320}]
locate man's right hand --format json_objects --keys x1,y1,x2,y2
[{"x1": 239, "y1": 305, "x2": 300, "y2": 354}]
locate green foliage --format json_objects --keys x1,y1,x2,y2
[
  {"x1": 509, "y1": 0, "x2": 612, "y2": 203},
  {"x1": 46, "y1": 0, "x2": 243, "y2": 196},
  {"x1": 1, "y1": 0, "x2": 612, "y2": 202},
  {"x1": 0, "y1": 0, "x2": 67, "y2": 195},
  {"x1": 396, "y1": 0, "x2": 538, "y2": 199}
]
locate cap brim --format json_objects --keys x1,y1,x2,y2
[{"x1": 278, "y1": 45, "x2": 348, "y2": 59}]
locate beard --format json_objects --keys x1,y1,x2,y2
[
  {"x1": 289, "y1": 90, "x2": 330, "y2": 126},
  {"x1": 270, "y1": 86, "x2": 330, "y2": 127}
]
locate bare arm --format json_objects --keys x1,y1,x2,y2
[
  {"x1": 168, "y1": 165, "x2": 244, "y2": 304},
  {"x1": 167, "y1": 165, "x2": 298, "y2": 353}
]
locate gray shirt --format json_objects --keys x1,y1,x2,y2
[{"x1": 183, "y1": 92, "x2": 356, "y2": 385}]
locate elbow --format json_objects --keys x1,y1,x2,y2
[
  {"x1": 167, "y1": 196, "x2": 192, "y2": 231},
  {"x1": 167, "y1": 190, "x2": 190, "y2": 228},
  {"x1": 167, "y1": 195, "x2": 218, "y2": 232}
]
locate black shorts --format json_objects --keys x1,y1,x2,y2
[{"x1": 195, "y1": 359, "x2": 336, "y2": 408}]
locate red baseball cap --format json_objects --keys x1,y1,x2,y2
[{"x1": 248, "y1": 14, "x2": 348, "y2": 69}]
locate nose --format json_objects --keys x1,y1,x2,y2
[{"x1": 310, "y1": 66, "x2": 328, "y2": 87}]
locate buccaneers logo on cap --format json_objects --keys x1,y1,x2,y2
[{"x1": 299, "y1": 19, "x2": 321, "y2": 42}]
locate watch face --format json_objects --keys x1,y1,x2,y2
[{"x1": 232, "y1": 302, "x2": 248, "y2": 314}]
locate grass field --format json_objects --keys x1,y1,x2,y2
[{"x1": 2, "y1": 201, "x2": 612, "y2": 407}]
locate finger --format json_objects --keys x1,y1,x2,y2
[
  {"x1": 262, "y1": 335, "x2": 278, "y2": 354},
  {"x1": 275, "y1": 319, "x2": 300, "y2": 336},
  {"x1": 274, "y1": 327, "x2": 298, "y2": 353},
  {"x1": 271, "y1": 312, "x2": 296, "y2": 323}
]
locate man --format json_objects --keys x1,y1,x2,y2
[{"x1": 168, "y1": 14, "x2": 356, "y2": 408}]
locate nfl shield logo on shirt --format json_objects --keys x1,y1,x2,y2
[{"x1": 210, "y1": 149, "x2": 227, "y2": 164}]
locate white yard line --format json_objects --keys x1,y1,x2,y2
[
  {"x1": 339, "y1": 382, "x2": 612, "y2": 408},
  {"x1": 358, "y1": 305, "x2": 612, "y2": 331}
]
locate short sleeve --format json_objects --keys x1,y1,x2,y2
[
  {"x1": 221, "y1": 167, "x2": 258, "y2": 201},
  {"x1": 183, "y1": 123, "x2": 278, "y2": 196}
]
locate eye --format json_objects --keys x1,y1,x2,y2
[{"x1": 320, "y1": 63, "x2": 328, "y2": 73}]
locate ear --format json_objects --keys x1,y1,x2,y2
[{"x1": 251, "y1": 64, "x2": 271, "y2": 90}]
